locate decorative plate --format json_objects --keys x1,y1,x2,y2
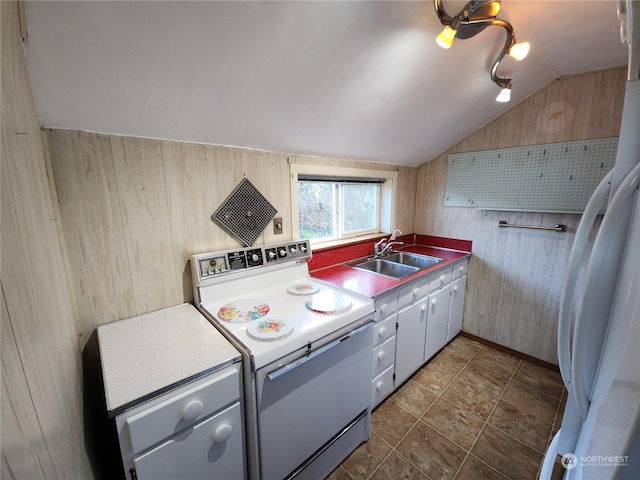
[
  {"x1": 246, "y1": 319, "x2": 294, "y2": 342},
  {"x1": 217, "y1": 299, "x2": 270, "y2": 323},
  {"x1": 287, "y1": 282, "x2": 321, "y2": 296},
  {"x1": 305, "y1": 292, "x2": 352, "y2": 314}
]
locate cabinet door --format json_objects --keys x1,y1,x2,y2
[
  {"x1": 133, "y1": 402, "x2": 245, "y2": 480},
  {"x1": 395, "y1": 299, "x2": 429, "y2": 386},
  {"x1": 424, "y1": 286, "x2": 451, "y2": 362},
  {"x1": 448, "y1": 276, "x2": 467, "y2": 340}
]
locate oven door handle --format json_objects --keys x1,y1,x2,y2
[{"x1": 266, "y1": 321, "x2": 373, "y2": 381}]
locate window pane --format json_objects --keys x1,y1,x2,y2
[
  {"x1": 343, "y1": 184, "x2": 378, "y2": 233},
  {"x1": 298, "y1": 182, "x2": 336, "y2": 240}
]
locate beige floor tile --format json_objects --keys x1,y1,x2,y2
[
  {"x1": 455, "y1": 455, "x2": 509, "y2": 480},
  {"x1": 371, "y1": 400, "x2": 418, "y2": 447},
  {"x1": 488, "y1": 400, "x2": 554, "y2": 453},
  {"x1": 512, "y1": 363, "x2": 565, "y2": 398},
  {"x1": 471, "y1": 347, "x2": 520, "y2": 377},
  {"x1": 471, "y1": 425, "x2": 543, "y2": 480},
  {"x1": 369, "y1": 451, "x2": 429, "y2": 480},
  {"x1": 427, "y1": 350, "x2": 469, "y2": 375},
  {"x1": 390, "y1": 379, "x2": 438, "y2": 418},
  {"x1": 456, "y1": 362, "x2": 510, "y2": 397},
  {"x1": 397, "y1": 422, "x2": 467, "y2": 480},
  {"x1": 442, "y1": 378, "x2": 499, "y2": 420},
  {"x1": 443, "y1": 336, "x2": 483, "y2": 360},
  {"x1": 502, "y1": 380, "x2": 559, "y2": 423},
  {"x1": 423, "y1": 397, "x2": 485, "y2": 449},
  {"x1": 413, "y1": 362, "x2": 456, "y2": 395},
  {"x1": 340, "y1": 431, "x2": 391, "y2": 480},
  {"x1": 325, "y1": 465, "x2": 354, "y2": 480}
]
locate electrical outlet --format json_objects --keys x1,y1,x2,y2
[{"x1": 273, "y1": 217, "x2": 283, "y2": 234}]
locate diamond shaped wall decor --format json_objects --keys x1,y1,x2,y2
[{"x1": 211, "y1": 178, "x2": 277, "y2": 246}]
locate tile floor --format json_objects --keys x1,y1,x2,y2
[{"x1": 327, "y1": 335, "x2": 567, "y2": 480}]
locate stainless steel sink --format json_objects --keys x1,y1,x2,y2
[
  {"x1": 351, "y1": 259, "x2": 419, "y2": 279},
  {"x1": 384, "y1": 252, "x2": 443, "y2": 269}
]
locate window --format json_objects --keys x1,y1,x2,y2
[
  {"x1": 291, "y1": 164, "x2": 398, "y2": 245},
  {"x1": 298, "y1": 180, "x2": 380, "y2": 242}
]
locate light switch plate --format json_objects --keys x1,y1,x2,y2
[{"x1": 273, "y1": 217, "x2": 283, "y2": 234}]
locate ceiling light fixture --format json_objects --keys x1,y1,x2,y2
[{"x1": 434, "y1": 0, "x2": 530, "y2": 102}]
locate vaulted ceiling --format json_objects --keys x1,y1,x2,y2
[{"x1": 23, "y1": 1, "x2": 628, "y2": 166}]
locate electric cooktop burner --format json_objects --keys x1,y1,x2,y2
[
  {"x1": 305, "y1": 292, "x2": 352, "y2": 314},
  {"x1": 287, "y1": 281, "x2": 321, "y2": 296},
  {"x1": 246, "y1": 318, "x2": 294, "y2": 342},
  {"x1": 217, "y1": 299, "x2": 270, "y2": 323}
]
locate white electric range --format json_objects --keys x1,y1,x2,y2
[{"x1": 191, "y1": 240, "x2": 375, "y2": 480}]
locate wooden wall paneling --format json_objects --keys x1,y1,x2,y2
[
  {"x1": 395, "y1": 165, "x2": 417, "y2": 234},
  {"x1": 48, "y1": 130, "x2": 135, "y2": 341},
  {"x1": 587, "y1": 67, "x2": 627, "y2": 138},
  {"x1": 110, "y1": 136, "x2": 182, "y2": 314},
  {"x1": 1, "y1": 291, "x2": 57, "y2": 479},
  {"x1": 415, "y1": 68, "x2": 625, "y2": 363},
  {"x1": 1, "y1": 2, "x2": 92, "y2": 475}
]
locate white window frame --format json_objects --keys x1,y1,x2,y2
[{"x1": 290, "y1": 164, "x2": 397, "y2": 245}]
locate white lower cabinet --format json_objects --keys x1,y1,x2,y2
[
  {"x1": 424, "y1": 285, "x2": 451, "y2": 362},
  {"x1": 116, "y1": 363, "x2": 245, "y2": 480},
  {"x1": 395, "y1": 297, "x2": 429, "y2": 385},
  {"x1": 448, "y1": 275, "x2": 467, "y2": 339},
  {"x1": 368, "y1": 255, "x2": 470, "y2": 404}
]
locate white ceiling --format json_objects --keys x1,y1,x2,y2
[{"x1": 23, "y1": 1, "x2": 628, "y2": 167}]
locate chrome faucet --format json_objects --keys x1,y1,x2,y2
[{"x1": 374, "y1": 230, "x2": 404, "y2": 258}]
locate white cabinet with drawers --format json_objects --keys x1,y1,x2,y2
[
  {"x1": 371, "y1": 292, "x2": 398, "y2": 407},
  {"x1": 116, "y1": 364, "x2": 245, "y2": 480},
  {"x1": 448, "y1": 259, "x2": 468, "y2": 339}
]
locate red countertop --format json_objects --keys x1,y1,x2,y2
[{"x1": 310, "y1": 234, "x2": 472, "y2": 299}]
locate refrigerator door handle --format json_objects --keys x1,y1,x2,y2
[
  {"x1": 558, "y1": 168, "x2": 614, "y2": 388},
  {"x1": 572, "y1": 162, "x2": 640, "y2": 419}
]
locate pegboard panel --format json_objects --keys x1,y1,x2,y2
[{"x1": 444, "y1": 138, "x2": 618, "y2": 212}]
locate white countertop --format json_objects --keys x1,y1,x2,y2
[{"x1": 98, "y1": 303, "x2": 240, "y2": 412}]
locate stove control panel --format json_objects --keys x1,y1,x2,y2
[{"x1": 193, "y1": 240, "x2": 312, "y2": 281}]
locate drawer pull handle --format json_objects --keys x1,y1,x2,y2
[
  {"x1": 412, "y1": 288, "x2": 420, "y2": 298},
  {"x1": 211, "y1": 424, "x2": 233, "y2": 443},
  {"x1": 377, "y1": 351, "x2": 386, "y2": 362},
  {"x1": 376, "y1": 381, "x2": 385, "y2": 392},
  {"x1": 380, "y1": 304, "x2": 388, "y2": 314},
  {"x1": 378, "y1": 327, "x2": 387, "y2": 338},
  {"x1": 421, "y1": 304, "x2": 428, "y2": 313},
  {"x1": 431, "y1": 299, "x2": 438, "y2": 307},
  {"x1": 181, "y1": 400, "x2": 204, "y2": 421},
  {"x1": 453, "y1": 285, "x2": 459, "y2": 292}
]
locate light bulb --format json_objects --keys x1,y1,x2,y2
[
  {"x1": 509, "y1": 42, "x2": 530, "y2": 61},
  {"x1": 436, "y1": 26, "x2": 457, "y2": 49},
  {"x1": 496, "y1": 87, "x2": 511, "y2": 102}
]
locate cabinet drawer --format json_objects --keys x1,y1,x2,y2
[
  {"x1": 452, "y1": 259, "x2": 468, "y2": 280},
  {"x1": 374, "y1": 315, "x2": 396, "y2": 346},
  {"x1": 374, "y1": 292, "x2": 398, "y2": 321},
  {"x1": 124, "y1": 364, "x2": 240, "y2": 455},
  {"x1": 133, "y1": 402, "x2": 245, "y2": 480},
  {"x1": 372, "y1": 336, "x2": 395, "y2": 377},
  {"x1": 429, "y1": 266, "x2": 453, "y2": 293},
  {"x1": 371, "y1": 365, "x2": 395, "y2": 407},
  {"x1": 398, "y1": 276, "x2": 430, "y2": 307}
]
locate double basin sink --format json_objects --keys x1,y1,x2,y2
[{"x1": 349, "y1": 252, "x2": 443, "y2": 279}]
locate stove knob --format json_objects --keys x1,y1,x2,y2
[
  {"x1": 252, "y1": 253, "x2": 260, "y2": 262},
  {"x1": 268, "y1": 251, "x2": 276, "y2": 259},
  {"x1": 279, "y1": 249, "x2": 287, "y2": 257},
  {"x1": 300, "y1": 245, "x2": 308, "y2": 253},
  {"x1": 289, "y1": 246, "x2": 297, "y2": 254}
]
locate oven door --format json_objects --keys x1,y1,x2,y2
[{"x1": 256, "y1": 320, "x2": 373, "y2": 480}]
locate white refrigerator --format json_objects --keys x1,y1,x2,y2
[{"x1": 541, "y1": 2, "x2": 640, "y2": 478}]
